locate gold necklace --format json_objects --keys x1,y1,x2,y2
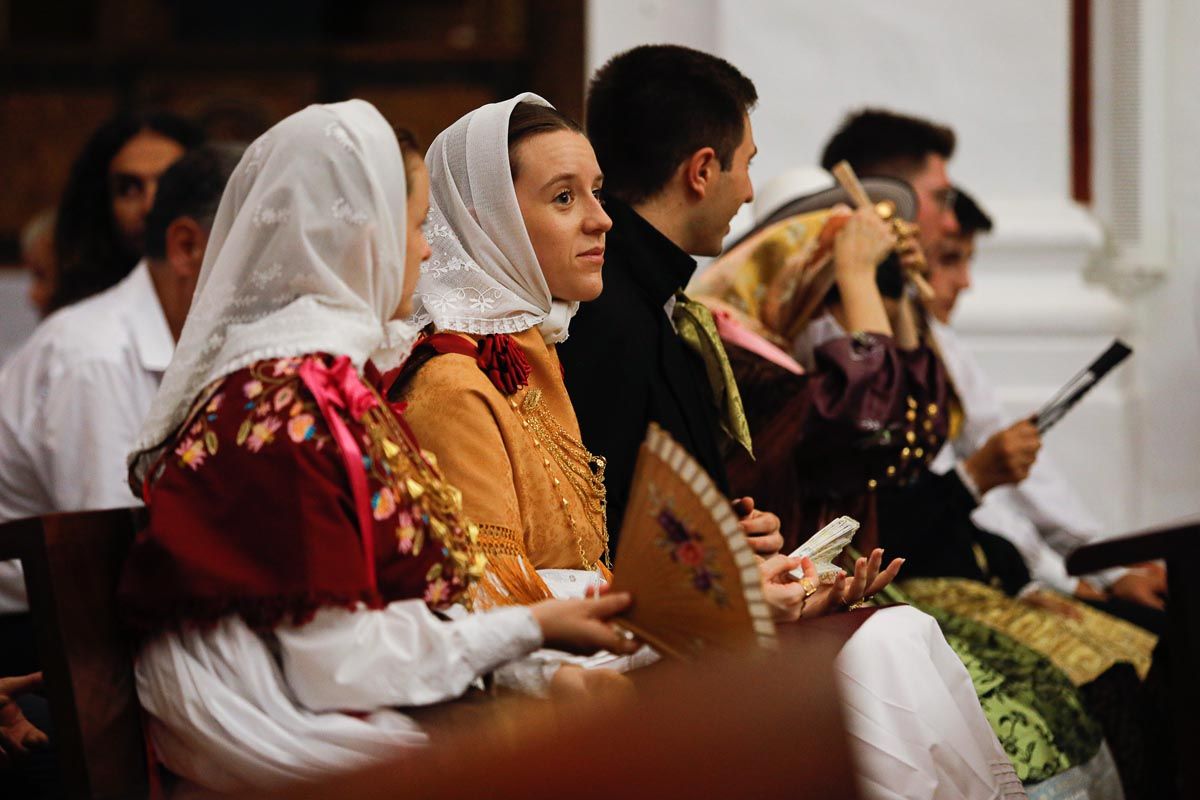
[{"x1": 509, "y1": 387, "x2": 610, "y2": 569}]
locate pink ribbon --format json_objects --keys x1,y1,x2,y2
[
  {"x1": 299, "y1": 356, "x2": 380, "y2": 589},
  {"x1": 711, "y1": 309, "x2": 806, "y2": 375}
]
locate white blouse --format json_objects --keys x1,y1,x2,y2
[{"x1": 135, "y1": 600, "x2": 541, "y2": 793}]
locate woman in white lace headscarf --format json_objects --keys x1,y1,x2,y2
[{"x1": 118, "y1": 100, "x2": 637, "y2": 794}]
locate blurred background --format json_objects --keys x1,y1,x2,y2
[{"x1": 1, "y1": 0, "x2": 1196, "y2": 537}]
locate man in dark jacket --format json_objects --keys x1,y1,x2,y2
[{"x1": 558, "y1": 44, "x2": 773, "y2": 556}]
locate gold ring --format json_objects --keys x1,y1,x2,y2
[{"x1": 799, "y1": 577, "x2": 817, "y2": 597}]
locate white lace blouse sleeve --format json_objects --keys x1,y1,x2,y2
[{"x1": 276, "y1": 600, "x2": 543, "y2": 711}]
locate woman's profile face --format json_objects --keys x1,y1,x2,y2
[
  {"x1": 512, "y1": 129, "x2": 611, "y2": 302},
  {"x1": 395, "y1": 156, "x2": 432, "y2": 319}
]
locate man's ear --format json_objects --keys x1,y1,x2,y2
[
  {"x1": 164, "y1": 217, "x2": 207, "y2": 278},
  {"x1": 683, "y1": 147, "x2": 721, "y2": 199}
]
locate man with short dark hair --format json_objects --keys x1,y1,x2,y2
[
  {"x1": 560, "y1": 44, "x2": 767, "y2": 553},
  {"x1": 0, "y1": 144, "x2": 244, "y2": 613},
  {"x1": 563, "y1": 50, "x2": 1029, "y2": 798},
  {"x1": 821, "y1": 108, "x2": 960, "y2": 259}
]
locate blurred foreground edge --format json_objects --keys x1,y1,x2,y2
[{"x1": 254, "y1": 637, "x2": 858, "y2": 800}]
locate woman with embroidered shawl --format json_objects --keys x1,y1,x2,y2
[
  {"x1": 690, "y1": 168, "x2": 1149, "y2": 794},
  {"x1": 392, "y1": 95, "x2": 1028, "y2": 800},
  {"x1": 118, "y1": 100, "x2": 640, "y2": 794}
]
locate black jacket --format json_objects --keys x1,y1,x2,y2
[{"x1": 559, "y1": 198, "x2": 730, "y2": 555}]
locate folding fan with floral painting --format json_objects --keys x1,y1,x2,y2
[{"x1": 609, "y1": 424, "x2": 776, "y2": 660}]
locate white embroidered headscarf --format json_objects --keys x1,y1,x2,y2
[
  {"x1": 129, "y1": 99, "x2": 417, "y2": 483},
  {"x1": 410, "y1": 93, "x2": 577, "y2": 343}
]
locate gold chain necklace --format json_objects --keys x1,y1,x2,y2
[{"x1": 509, "y1": 387, "x2": 610, "y2": 569}]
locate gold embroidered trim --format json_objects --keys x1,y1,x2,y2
[
  {"x1": 476, "y1": 524, "x2": 526, "y2": 558},
  {"x1": 901, "y1": 577, "x2": 1157, "y2": 685}
]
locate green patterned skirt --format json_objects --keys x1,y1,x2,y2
[{"x1": 880, "y1": 585, "x2": 1103, "y2": 784}]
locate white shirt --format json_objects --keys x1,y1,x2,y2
[
  {"x1": 927, "y1": 320, "x2": 1124, "y2": 594},
  {"x1": 0, "y1": 261, "x2": 172, "y2": 612}
]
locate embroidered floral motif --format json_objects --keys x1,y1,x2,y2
[
  {"x1": 245, "y1": 416, "x2": 282, "y2": 452},
  {"x1": 163, "y1": 355, "x2": 482, "y2": 611},
  {"x1": 425, "y1": 575, "x2": 451, "y2": 605},
  {"x1": 175, "y1": 438, "x2": 208, "y2": 471},
  {"x1": 418, "y1": 286, "x2": 505, "y2": 315},
  {"x1": 332, "y1": 197, "x2": 369, "y2": 226},
  {"x1": 287, "y1": 413, "x2": 317, "y2": 443},
  {"x1": 324, "y1": 122, "x2": 356, "y2": 153},
  {"x1": 421, "y1": 255, "x2": 474, "y2": 277},
  {"x1": 272, "y1": 357, "x2": 302, "y2": 377},
  {"x1": 242, "y1": 133, "x2": 272, "y2": 176},
  {"x1": 372, "y1": 487, "x2": 397, "y2": 520},
  {"x1": 424, "y1": 219, "x2": 454, "y2": 240},
  {"x1": 273, "y1": 386, "x2": 295, "y2": 411},
  {"x1": 250, "y1": 262, "x2": 283, "y2": 290},
  {"x1": 654, "y1": 500, "x2": 728, "y2": 607},
  {"x1": 173, "y1": 360, "x2": 338, "y2": 475},
  {"x1": 252, "y1": 205, "x2": 291, "y2": 227},
  {"x1": 173, "y1": 391, "x2": 225, "y2": 470}
]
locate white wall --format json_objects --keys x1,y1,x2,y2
[
  {"x1": 1126, "y1": 0, "x2": 1200, "y2": 528},
  {"x1": 587, "y1": 0, "x2": 1198, "y2": 534}
]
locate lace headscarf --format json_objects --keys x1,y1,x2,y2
[
  {"x1": 129, "y1": 99, "x2": 416, "y2": 484},
  {"x1": 410, "y1": 93, "x2": 577, "y2": 344}
]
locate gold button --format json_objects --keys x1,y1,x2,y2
[
  {"x1": 867, "y1": 479, "x2": 878, "y2": 490},
  {"x1": 923, "y1": 419, "x2": 934, "y2": 431},
  {"x1": 906, "y1": 410, "x2": 917, "y2": 422},
  {"x1": 927, "y1": 403, "x2": 939, "y2": 415},
  {"x1": 907, "y1": 396, "x2": 918, "y2": 410},
  {"x1": 914, "y1": 447, "x2": 925, "y2": 458},
  {"x1": 906, "y1": 431, "x2": 916, "y2": 444},
  {"x1": 886, "y1": 465, "x2": 897, "y2": 477},
  {"x1": 901, "y1": 447, "x2": 912, "y2": 459}
]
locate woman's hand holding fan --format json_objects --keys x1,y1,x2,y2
[{"x1": 530, "y1": 592, "x2": 640, "y2": 656}]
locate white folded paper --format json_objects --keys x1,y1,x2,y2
[{"x1": 787, "y1": 516, "x2": 860, "y2": 580}]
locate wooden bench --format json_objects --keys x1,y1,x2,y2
[
  {"x1": 261, "y1": 636, "x2": 859, "y2": 800},
  {"x1": 0, "y1": 508, "x2": 146, "y2": 800}
]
